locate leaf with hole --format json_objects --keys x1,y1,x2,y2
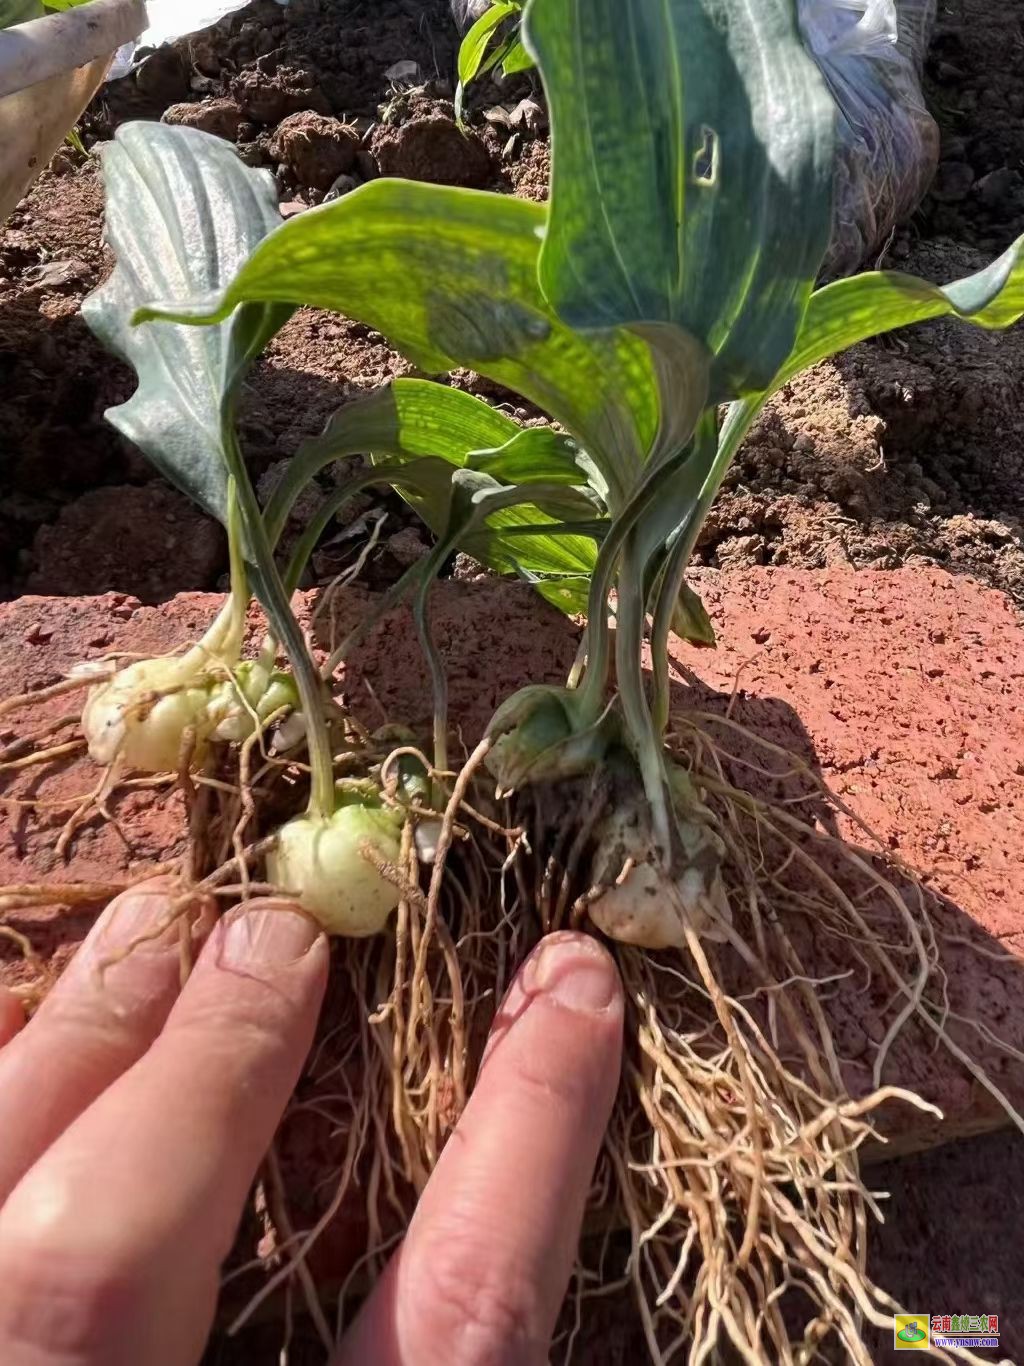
[{"x1": 524, "y1": 0, "x2": 836, "y2": 398}]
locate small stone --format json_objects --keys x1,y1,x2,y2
[
  {"x1": 23, "y1": 622, "x2": 52, "y2": 645},
  {"x1": 975, "y1": 167, "x2": 1019, "y2": 208},
  {"x1": 385, "y1": 60, "x2": 421, "y2": 83},
  {"x1": 509, "y1": 97, "x2": 547, "y2": 136},
  {"x1": 324, "y1": 173, "x2": 361, "y2": 202},
  {"x1": 22, "y1": 258, "x2": 91, "y2": 292}
]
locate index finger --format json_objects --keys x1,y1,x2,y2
[
  {"x1": 340, "y1": 931, "x2": 624, "y2": 1366},
  {"x1": 0, "y1": 880, "x2": 190, "y2": 1205}
]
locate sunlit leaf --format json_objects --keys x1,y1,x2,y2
[
  {"x1": 272, "y1": 379, "x2": 604, "y2": 614},
  {"x1": 501, "y1": 35, "x2": 534, "y2": 76},
  {"x1": 458, "y1": 1, "x2": 521, "y2": 86},
  {"x1": 525, "y1": 0, "x2": 836, "y2": 398},
  {"x1": 136, "y1": 177, "x2": 684, "y2": 508},
  {"x1": 775, "y1": 233, "x2": 1024, "y2": 390}
]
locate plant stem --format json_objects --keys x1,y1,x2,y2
[
  {"x1": 615, "y1": 531, "x2": 672, "y2": 856},
  {"x1": 576, "y1": 445, "x2": 692, "y2": 723},
  {"x1": 222, "y1": 426, "x2": 336, "y2": 819},
  {"x1": 649, "y1": 410, "x2": 719, "y2": 733}
]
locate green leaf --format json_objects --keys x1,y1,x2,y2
[
  {"x1": 274, "y1": 379, "x2": 604, "y2": 614},
  {"x1": 524, "y1": 0, "x2": 836, "y2": 397},
  {"x1": 466, "y1": 428, "x2": 588, "y2": 486},
  {"x1": 458, "y1": 1, "x2": 521, "y2": 86},
  {"x1": 776, "y1": 233, "x2": 1024, "y2": 390},
  {"x1": 0, "y1": 0, "x2": 43, "y2": 24},
  {"x1": 82, "y1": 122, "x2": 288, "y2": 524},
  {"x1": 136, "y1": 178, "x2": 675, "y2": 510},
  {"x1": 0, "y1": 0, "x2": 95, "y2": 18},
  {"x1": 672, "y1": 581, "x2": 715, "y2": 647},
  {"x1": 501, "y1": 34, "x2": 534, "y2": 77}
]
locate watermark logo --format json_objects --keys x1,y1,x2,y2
[
  {"x1": 894, "y1": 1315, "x2": 930, "y2": 1350},
  {"x1": 931, "y1": 1314, "x2": 1000, "y2": 1350},
  {"x1": 893, "y1": 1314, "x2": 1001, "y2": 1350}
]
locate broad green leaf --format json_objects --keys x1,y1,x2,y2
[
  {"x1": 0, "y1": 0, "x2": 43, "y2": 23},
  {"x1": 524, "y1": 0, "x2": 836, "y2": 397},
  {"x1": 137, "y1": 178, "x2": 691, "y2": 509},
  {"x1": 82, "y1": 122, "x2": 289, "y2": 523},
  {"x1": 0, "y1": 0, "x2": 95, "y2": 18},
  {"x1": 775, "y1": 233, "x2": 1024, "y2": 390},
  {"x1": 672, "y1": 581, "x2": 715, "y2": 647},
  {"x1": 458, "y1": 1, "x2": 521, "y2": 86},
  {"x1": 275, "y1": 379, "x2": 603, "y2": 614}
]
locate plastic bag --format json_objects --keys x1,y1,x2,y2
[
  {"x1": 450, "y1": 0, "x2": 492, "y2": 31},
  {"x1": 798, "y1": 0, "x2": 938, "y2": 276}
]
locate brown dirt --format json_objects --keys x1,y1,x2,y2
[
  {"x1": 28, "y1": 484, "x2": 226, "y2": 601},
  {"x1": 2, "y1": 568, "x2": 1023, "y2": 1359}
]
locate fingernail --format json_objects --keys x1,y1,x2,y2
[
  {"x1": 530, "y1": 934, "x2": 618, "y2": 1014},
  {"x1": 222, "y1": 906, "x2": 322, "y2": 970}
]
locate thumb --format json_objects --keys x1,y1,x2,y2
[{"x1": 338, "y1": 931, "x2": 624, "y2": 1366}]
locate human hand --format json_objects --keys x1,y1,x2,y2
[{"x1": 0, "y1": 881, "x2": 624, "y2": 1365}]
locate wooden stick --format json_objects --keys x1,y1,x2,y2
[{"x1": 0, "y1": 0, "x2": 147, "y2": 100}]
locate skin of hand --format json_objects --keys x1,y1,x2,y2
[{"x1": 0, "y1": 880, "x2": 624, "y2": 1366}]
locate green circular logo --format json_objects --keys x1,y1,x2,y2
[{"x1": 897, "y1": 1324, "x2": 927, "y2": 1343}]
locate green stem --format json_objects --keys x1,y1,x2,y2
[
  {"x1": 412, "y1": 546, "x2": 451, "y2": 778},
  {"x1": 178, "y1": 483, "x2": 248, "y2": 676},
  {"x1": 615, "y1": 530, "x2": 672, "y2": 856},
  {"x1": 575, "y1": 445, "x2": 693, "y2": 723},
  {"x1": 222, "y1": 426, "x2": 337, "y2": 819},
  {"x1": 649, "y1": 410, "x2": 720, "y2": 733}
]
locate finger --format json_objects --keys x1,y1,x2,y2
[
  {"x1": 0, "y1": 879, "x2": 190, "y2": 1205},
  {"x1": 0, "y1": 988, "x2": 25, "y2": 1047},
  {"x1": 0, "y1": 899, "x2": 329, "y2": 1366},
  {"x1": 340, "y1": 931, "x2": 624, "y2": 1366}
]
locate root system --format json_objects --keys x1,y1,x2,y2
[{"x1": 2, "y1": 680, "x2": 1019, "y2": 1366}]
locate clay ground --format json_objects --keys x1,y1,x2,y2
[{"x1": 2, "y1": 0, "x2": 1024, "y2": 1360}]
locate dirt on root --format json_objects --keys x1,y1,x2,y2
[{"x1": 3, "y1": 0, "x2": 1021, "y2": 608}]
